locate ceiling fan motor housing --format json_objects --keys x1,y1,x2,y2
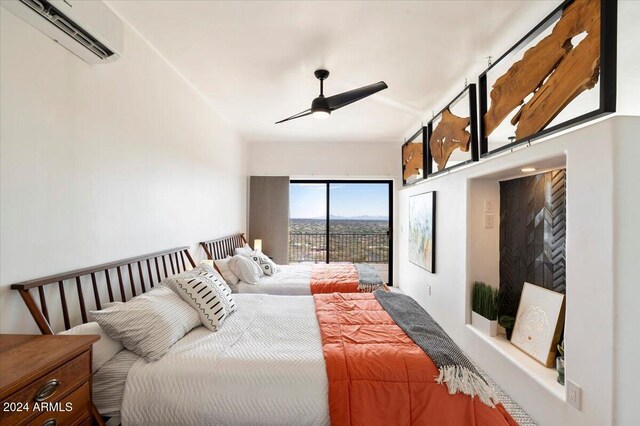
[{"x1": 311, "y1": 96, "x2": 331, "y2": 114}]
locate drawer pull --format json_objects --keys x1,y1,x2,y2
[
  {"x1": 34, "y1": 379, "x2": 60, "y2": 402},
  {"x1": 42, "y1": 419, "x2": 58, "y2": 426}
]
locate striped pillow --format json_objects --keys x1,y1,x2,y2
[
  {"x1": 90, "y1": 287, "x2": 200, "y2": 362},
  {"x1": 176, "y1": 271, "x2": 236, "y2": 331}
]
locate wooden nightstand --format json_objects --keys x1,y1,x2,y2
[{"x1": 0, "y1": 334, "x2": 102, "y2": 426}]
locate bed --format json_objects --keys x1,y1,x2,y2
[
  {"x1": 9, "y1": 246, "x2": 195, "y2": 425},
  {"x1": 200, "y1": 233, "x2": 387, "y2": 294},
  {"x1": 11, "y1": 245, "x2": 519, "y2": 426}
]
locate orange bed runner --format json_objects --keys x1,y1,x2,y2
[
  {"x1": 310, "y1": 263, "x2": 360, "y2": 294},
  {"x1": 313, "y1": 293, "x2": 517, "y2": 426}
]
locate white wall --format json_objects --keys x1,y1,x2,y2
[
  {"x1": 247, "y1": 140, "x2": 401, "y2": 285},
  {"x1": 247, "y1": 140, "x2": 398, "y2": 178},
  {"x1": 397, "y1": 116, "x2": 640, "y2": 426},
  {"x1": 394, "y1": 2, "x2": 640, "y2": 423},
  {"x1": 612, "y1": 118, "x2": 640, "y2": 425},
  {"x1": 0, "y1": 8, "x2": 247, "y2": 334}
]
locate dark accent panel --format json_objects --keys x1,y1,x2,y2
[{"x1": 499, "y1": 169, "x2": 566, "y2": 316}]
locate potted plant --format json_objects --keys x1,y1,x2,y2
[
  {"x1": 556, "y1": 340, "x2": 565, "y2": 385},
  {"x1": 471, "y1": 282, "x2": 499, "y2": 336},
  {"x1": 499, "y1": 315, "x2": 515, "y2": 340}
]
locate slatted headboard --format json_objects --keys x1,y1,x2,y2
[
  {"x1": 10, "y1": 247, "x2": 195, "y2": 335},
  {"x1": 200, "y1": 233, "x2": 247, "y2": 260}
]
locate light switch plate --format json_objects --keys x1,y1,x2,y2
[
  {"x1": 484, "y1": 200, "x2": 495, "y2": 212},
  {"x1": 484, "y1": 214, "x2": 495, "y2": 229},
  {"x1": 567, "y1": 379, "x2": 582, "y2": 410}
]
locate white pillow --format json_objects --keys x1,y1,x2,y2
[
  {"x1": 59, "y1": 322, "x2": 123, "y2": 373},
  {"x1": 213, "y1": 256, "x2": 240, "y2": 287},
  {"x1": 90, "y1": 287, "x2": 200, "y2": 361},
  {"x1": 228, "y1": 254, "x2": 262, "y2": 284},
  {"x1": 199, "y1": 259, "x2": 214, "y2": 268},
  {"x1": 244, "y1": 250, "x2": 279, "y2": 276},
  {"x1": 175, "y1": 270, "x2": 236, "y2": 331},
  {"x1": 234, "y1": 243, "x2": 254, "y2": 256}
]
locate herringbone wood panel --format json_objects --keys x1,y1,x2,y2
[{"x1": 499, "y1": 170, "x2": 566, "y2": 316}]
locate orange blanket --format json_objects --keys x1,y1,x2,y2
[
  {"x1": 310, "y1": 263, "x2": 359, "y2": 294},
  {"x1": 313, "y1": 293, "x2": 517, "y2": 426}
]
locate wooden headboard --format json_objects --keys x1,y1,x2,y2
[
  {"x1": 10, "y1": 247, "x2": 195, "y2": 335},
  {"x1": 200, "y1": 233, "x2": 247, "y2": 260}
]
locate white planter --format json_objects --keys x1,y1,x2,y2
[{"x1": 472, "y1": 312, "x2": 497, "y2": 337}]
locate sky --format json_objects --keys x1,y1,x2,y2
[{"x1": 290, "y1": 183, "x2": 389, "y2": 219}]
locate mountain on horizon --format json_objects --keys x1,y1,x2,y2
[{"x1": 291, "y1": 215, "x2": 389, "y2": 221}]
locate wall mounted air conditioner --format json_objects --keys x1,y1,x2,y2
[{"x1": 2, "y1": 0, "x2": 123, "y2": 64}]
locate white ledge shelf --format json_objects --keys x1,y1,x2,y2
[{"x1": 466, "y1": 324, "x2": 566, "y2": 401}]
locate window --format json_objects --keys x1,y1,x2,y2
[{"x1": 289, "y1": 180, "x2": 393, "y2": 284}]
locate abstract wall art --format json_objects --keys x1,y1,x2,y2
[
  {"x1": 479, "y1": 0, "x2": 617, "y2": 156},
  {"x1": 426, "y1": 84, "x2": 478, "y2": 176},
  {"x1": 408, "y1": 191, "x2": 436, "y2": 273},
  {"x1": 511, "y1": 282, "x2": 565, "y2": 367},
  {"x1": 401, "y1": 129, "x2": 425, "y2": 186}
]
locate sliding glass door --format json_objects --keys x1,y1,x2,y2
[
  {"x1": 289, "y1": 180, "x2": 392, "y2": 284},
  {"x1": 289, "y1": 183, "x2": 327, "y2": 263}
]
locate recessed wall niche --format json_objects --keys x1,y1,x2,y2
[{"x1": 499, "y1": 169, "x2": 567, "y2": 317}]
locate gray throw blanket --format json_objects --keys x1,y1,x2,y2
[
  {"x1": 374, "y1": 290, "x2": 497, "y2": 407},
  {"x1": 355, "y1": 264, "x2": 385, "y2": 292}
]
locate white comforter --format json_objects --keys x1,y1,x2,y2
[
  {"x1": 235, "y1": 264, "x2": 313, "y2": 295},
  {"x1": 121, "y1": 294, "x2": 329, "y2": 426}
]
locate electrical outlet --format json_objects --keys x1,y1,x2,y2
[
  {"x1": 427, "y1": 285, "x2": 432, "y2": 296},
  {"x1": 484, "y1": 214, "x2": 495, "y2": 229},
  {"x1": 567, "y1": 379, "x2": 582, "y2": 410},
  {"x1": 484, "y1": 200, "x2": 494, "y2": 212}
]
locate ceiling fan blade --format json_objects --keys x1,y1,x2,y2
[
  {"x1": 275, "y1": 109, "x2": 312, "y2": 124},
  {"x1": 325, "y1": 81, "x2": 388, "y2": 111}
]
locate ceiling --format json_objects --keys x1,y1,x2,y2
[{"x1": 108, "y1": 1, "x2": 558, "y2": 144}]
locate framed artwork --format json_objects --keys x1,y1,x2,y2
[
  {"x1": 408, "y1": 191, "x2": 436, "y2": 273},
  {"x1": 479, "y1": 0, "x2": 617, "y2": 156},
  {"x1": 425, "y1": 84, "x2": 478, "y2": 176},
  {"x1": 511, "y1": 283, "x2": 565, "y2": 367},
  {"x1": 401, "y1": 127, "x2": 426, "y2": 186}
]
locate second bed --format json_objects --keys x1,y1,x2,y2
[{"x1": 200, "y1": 234, "x2": 387, "y2": 295}]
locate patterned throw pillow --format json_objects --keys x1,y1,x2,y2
[
  {"x1": 160, "y1": 264, "x2": 209, "y2": 294},
  {"x1": 197, "y1": 268, "x2": 236, "y2": 313},
  {"x1": 245, "y1": 250, "x2": 279, "y2": 276},
  {"x1": 175, "y1": 270, "x2": 236, "y2": 331}
]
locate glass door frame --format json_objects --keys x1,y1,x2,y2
[{"x1": 290, "y1": 179, "x2": 393, "y2": 285}]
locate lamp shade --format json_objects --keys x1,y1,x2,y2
[{"x1": 253, "y1": 239, "x2": 262, "y2": 252}]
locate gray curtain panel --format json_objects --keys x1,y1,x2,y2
[{"x1": 248, "y1": 176, "x2": 290, "y2": 264}]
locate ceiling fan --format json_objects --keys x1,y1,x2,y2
[{"x1": 275, "y1": 69, "x2": 388, "y2": 124}]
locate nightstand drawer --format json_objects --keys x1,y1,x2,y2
[
  {"x1": 1, "y1": 351, "x2": 90, "y2": 425},
  {"x1": 30, "y1": 382, "x2": 90, "y2": 426}
]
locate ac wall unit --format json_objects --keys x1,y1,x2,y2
[{"x1": 2, "y1": 0, "x2": 123, "y2": 64}]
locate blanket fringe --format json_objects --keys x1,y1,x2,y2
[
  {"x1": 358, "y1": 283, "x2": 385, "y2": 293},
  {"x1": 436, "y1": 366, "x2": 498, "y2": 408}
]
